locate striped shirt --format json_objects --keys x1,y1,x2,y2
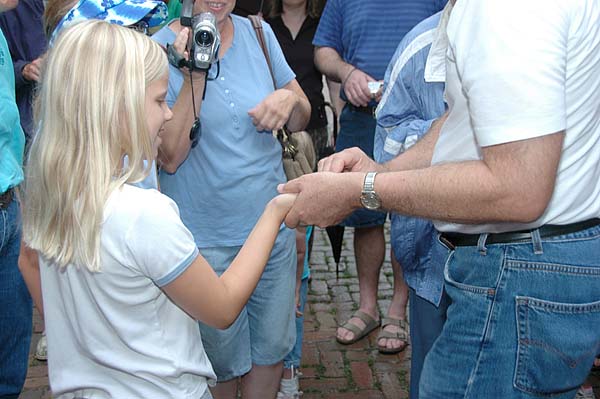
[{"x1": 313, "y1": 0, "x2": 447, "y2": 81}]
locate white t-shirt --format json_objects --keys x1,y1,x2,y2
[
  {"x1": 40, "y1": 185, "x2": 216, "y2": 398},
  {"x1": 431, "y1": 0, "x2": 600, "y2": 233}
]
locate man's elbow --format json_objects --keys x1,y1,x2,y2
[{"x1": 503, "y1": 191, "x2": 552, "y2": 224}]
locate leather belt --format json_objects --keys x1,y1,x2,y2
[
  {"x1": 0, "y1": 188, "x2": 14, "y2": 209},
  {"x1": 348, "y1": 104, "x2": 376, "y2": 117},
  {"x1": 439, "y1": 218, "x2": 600, "y2": 249}
]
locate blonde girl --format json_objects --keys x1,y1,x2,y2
[{"x1": 23, "y1": 20, "x2": 295, "y2": 399}]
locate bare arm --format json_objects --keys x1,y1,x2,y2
[
  {"x1": 163, "y1": 194, "x2": 296, "y2": 329},
  {"x1": 377, "y1": 131, "x2": 564, "y2": 223},
  {"x1": 314, "y1": 46, "x2": 354, "y2": 83},
  {"x1": 325, "y1": 79, "x2": 345, "y2": 117},
  {"x1": 315, "y1": 47, "x2": 374, "y2": 107},
  {"x1": 158, "y1": 27, "x2": 207, "y2": 173},
  {"x1": 317, "y1": 112, "x2": 447, "y2": 175},
  {"x1": 281, "y1": 132, "x2": 564, "y2": 227},
  {"x1": 18, "y1": 243, "x2": 44, "y2": 318}
]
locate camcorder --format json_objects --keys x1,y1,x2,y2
[{"x1": 177, "y1": 0, "x2": 220, "y2": 71}]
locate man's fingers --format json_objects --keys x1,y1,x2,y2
[{"x1": 278, "y1": 178, "x2": 302, "y2": 194}]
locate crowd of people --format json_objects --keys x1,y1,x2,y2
[{"x1": 0, "y1": 0, "x2": 599, "y2": 398}]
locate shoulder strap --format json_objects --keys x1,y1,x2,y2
[{"x1": 248, "y1": 15, "x2": 277, "y2": 90}]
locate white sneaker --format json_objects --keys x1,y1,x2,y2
[
  {"x1": 277, "y1": 366, "x2": 302, "y2": 399},
  {"x1": 575, "y1": 385, "x2": 595, "y2": 399},
  {"x1": 35, "y1": 332, "x2": 47, "y2": 361}
]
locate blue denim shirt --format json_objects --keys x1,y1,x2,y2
[{"x1": 373, "y1": 12, "x2": 447, "y2": 306}]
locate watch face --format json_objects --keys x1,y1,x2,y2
[{"x1": 361, "y1": 192, "x2": 381, "y2": 210}]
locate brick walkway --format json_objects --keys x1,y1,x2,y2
[{"x1": 20, "y1": 226, "x2": 600, "y2": 398}]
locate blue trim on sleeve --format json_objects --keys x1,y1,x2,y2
[{"x1": 155, "y1": 247, "x2": 199, "y2": 287}]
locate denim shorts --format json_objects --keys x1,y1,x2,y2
[
  {"x1": 336, "y1": 105, "x2": 386, "y2": 228},
  {"x1": 420, "y1": 224, "x2": 600, "y2": 398},
  {"x1": 197, "y1": 228, "x2": 297, "y2": 381}
]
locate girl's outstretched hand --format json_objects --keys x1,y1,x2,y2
[{"x1": 268, "y1": 193, "x2": 297, "y2": 221}]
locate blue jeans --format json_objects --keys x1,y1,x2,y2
[
  {"x1": 420, "y1": 225, "x2": 600, "y2": 398},
  {"x1": 408, "y1": 287, "x2": 450, "y2": 399},
  {"x1": 0, "y1": 198, "x2": 32, "y2": 398},
  {"x1": 283, "y1": 277, "x2": 308, "y2": 369}
]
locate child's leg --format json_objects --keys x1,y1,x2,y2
[{"x1": 279, "y1": 277, "x2": 309, "y2": 397}]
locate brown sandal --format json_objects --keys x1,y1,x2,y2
[
  {"x1": 377, "y1": 317, "x2": 409, "y2": 354},
  {"x1": 336, "y1": 310, "x2": 380, "y2": 345}
]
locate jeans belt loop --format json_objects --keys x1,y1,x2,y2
[
  {"x1": 531, "y1": 229, "x2": 543, "y2": 254},
  {"x1": 477, "y1": 233, "x2": 489, "y2": 255}
]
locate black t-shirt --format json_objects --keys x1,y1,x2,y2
[{"x1": 266, "y1": 15, "x2": 327, "y2": 130}]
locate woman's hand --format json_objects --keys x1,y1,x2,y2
[
  {"x1": 173, "y1": 27, "x2": 207, "y2": 81},
  {"x1": 248, "y1": 89, "x2": 298, "y2": 132}
]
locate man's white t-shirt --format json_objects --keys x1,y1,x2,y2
[
  {"x1": 431, "y1": 0, "x2": 600, "y2": 233},
  {"x1": 40, "y1": 185, "x2": 216, "y2": 398}
]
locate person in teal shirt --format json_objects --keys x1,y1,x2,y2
[{"x1": 0, "y1": 0, "x2": 31, "y2": 396}]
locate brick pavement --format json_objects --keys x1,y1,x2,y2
[{"x1": 20, "y1": 226, "x2": 600, "y2": 398}]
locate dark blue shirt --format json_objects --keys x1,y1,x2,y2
[
  {"x1": 0, "y1": 0, "x2": 46, "y2": 142},
  {"x1": 313, "y1": 0, "x2": 446, "y2": 82}
]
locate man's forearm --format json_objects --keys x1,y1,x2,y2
[
  {"x1": 377, "y1": 131, "x2": 563, "y2": 224},
  {"x1": 314, "y1": 46, "x2": 354, "y2": 84}
]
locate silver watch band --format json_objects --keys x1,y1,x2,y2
[{"x1": 363, "y1": 172, "x2": 377, "y2": 192}]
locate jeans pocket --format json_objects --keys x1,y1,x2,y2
[
  {"x1": 514, "y1": 296, "x2": 600, "y2": 395},
  {"x1": 443, "y1": 252, "x2": 495, "y2": 296}
]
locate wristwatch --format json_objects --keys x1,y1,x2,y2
[{"x1": 360, "y1": 172, "x2": 382, "y2": 210}]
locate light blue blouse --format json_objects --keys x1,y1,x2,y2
[{"x1": 153, "y1": 14, "x2": 295, "y2": 247}]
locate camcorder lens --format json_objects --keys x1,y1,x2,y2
[{"x1": 196, "y1": 30, "x2": 213, "y2": 46}]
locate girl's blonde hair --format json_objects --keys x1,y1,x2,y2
[{"x1": 24, "y1": 20, "x2": 168, "y2": 272}]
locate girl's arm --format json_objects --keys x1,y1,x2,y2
[
  {"x1": 162, "y1": 194, "x2": 296, "y2": 329},
  {"x1": 18, "y1": 242, "x2": 44, "y2": 319}
]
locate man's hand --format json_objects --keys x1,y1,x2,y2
[
  {"x1": 22, "y1": 57, "x2": 43, "y2": 82},
  {"x1": 277, "y1": 172, "x2": 363, "y2": 228},
  {"x1": 342, "y1": 67, "x2": 377, "y2": 107},
  {"x1": 248, "y1": 89, "x2": 297, "y2": 132},
  {"x1": 318, "y1": 147, "x2": 382, "y2": 173}
]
